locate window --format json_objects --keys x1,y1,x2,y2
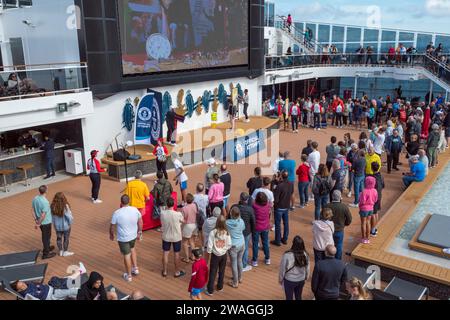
[
  {"x1": 264, "y1": 2, "x2": 275, "y2": 27},
  {"x1": 332, "y1": 26, "x2": 344, "y2": 43},
  {"x1": 380, "y1": 42, "x2": 396, "y2": 53},
  {"x1": 318, "y1": 24, "x2": 330, "y2": 43},
  {"x1": 399, "y1": 32, "x2": 414, "y2": 42},
  {"x1": 294, "y1": 22, "x2": 304, "y2": 39},
  {"x1": 435, "y1": 36, "x2": 450, "y2": 53},
  {"x1": 306, "y1": 23, "x2": 317, "y2": 40},
  {"x1": 382, "y1": 30, "x2": 396, "y2": 42},
  {"x1": 364, "y1": 29, "x2": 379, "y2": 42},
  {"x1": 347, "y1": 27, "x2": 361, "y2": 42},
  {"x1": 346, "y1": 42, "x2": 362, "y2": 53},
  {"x1": 264, "y1": 39, "x2": 269, "y2": 55},
  {"x1": 417, "y1": 34, "x2": 433, "y2": 52},
  {"x1": 364, "y1": 42, "x2": 378, "y2": 53}
]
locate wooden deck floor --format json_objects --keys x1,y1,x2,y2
[
  {"x1": 0, "y1": 125, "x2": 418, "y2": 300},
  {"x1": 352, "y1": 149, "x2": 450, "y2": 286}
]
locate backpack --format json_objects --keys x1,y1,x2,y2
[
  {"x1": 336, "y1": 105, "x2": 343, "y2": 113},
  {"x1": 314, "y1": 176, "x2": 330, "y2": 196}
]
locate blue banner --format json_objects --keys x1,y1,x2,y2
[
  {"x1": 135, "y1": 91, "x2": 163, "y2": 146},
  {"x1": 147, "y1": 89, "x2": 163, "y2": 145},
  {"x1": 222, "y1": 130, "x2": 266, "y2": 162}
]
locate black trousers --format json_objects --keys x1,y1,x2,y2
[
  {"x1": 46, "y1": 156, "x2": 55, "y2": 176},
  {"x1": 387, "y1": 151, "x2": 400, "y2": 172},
  {"x1": 207, "y1": 253, "x2": 227, "y2": 293},
  {"x1": 302, "y1": 111, "x2": 308, "y2": 125},
  {"x1": 335, "y1": 113, "x2": 343, "y2": 127},
  {"x1": 291, "y1": 115, "x2": 299, "y2": 130},
  {"x1": 40, "y1": 223, "x2": 52, "y2": 256},
  {"x1": 89, "y1": 173, "x2": 101, "y2": 200},
  {"x1": 313, "y1": 113, "x2": 321, "y2": 128},
  {"x1": 167, "y1": 124, "x2": 176, "y2": 143},
  {"x1": 284, "y1": 279, "x2": 305, "y2": 300},
  {"x1": 156, "y1": 160, "x2": 168, "y2": 179},
  {"x1": 243, "y1": 103, "x2": 249, "y2": 120}
]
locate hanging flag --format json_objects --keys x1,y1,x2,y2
[{"x1": 134, "y1": 94, "x2": 153, "y2": 145}]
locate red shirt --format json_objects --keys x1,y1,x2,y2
[
  {"x1": 296, "y1": 163, "x2": 310, "y2": 182},
  {"x1": 188, "y1": 258, "x2": 209, "y2": 292}
]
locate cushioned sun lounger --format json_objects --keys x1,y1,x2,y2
[
  {"x1": 384, "y1": 277, "x2": 429, "y2": 300},
  {"x1": 369, "y1": 288, "x2": 401, "y2": 300},
  {"x1": 0, "y1": 250, "x2": 40, "y2": 269},
  {"x1": 345, "y1": 263, "x2": 376, "y2": 288},
  {"x1": 417, "y1": 214, "x2": 450, "y2": 248},
  {"x1": 0, "y1": 263, "x2": 47, "y2": 283},
  {"x1": 105, "y1": 284, "x2": 130, "y2": 300}
]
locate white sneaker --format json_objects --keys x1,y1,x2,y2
[
  {"x1": 123, "y1": 273, "x2": 132, "y2": 282},
  {"x1": 79, "y1": 262, "x2": 87, "y2": 275},
  {"x1": 59, "y1": 250, "x2": 64, "y2": 257},
  {"x1": 349, "y1": 203, "x2": 359, "y2": 208},
  {"x1": 131, "y1": 267, "x2": 140, "y2": 275},
  {"x1": 63, "y1": 251, "x2": 74, "y2": 257},
  {"x1": 242, "y1": 265, "x2": 252, "y2": 272},
  {"x1": 265, "y1": 259, "x2": 271, "y2": 265},
  {"x1": 271, "y1": 226, "x2": 275, "y2": 231},
  {"x1": 93, "y1": 199, "x2": 103, "y2": 204},
  {"x1": 318, "y1": 128, "x2": 321, "y2": 131}
]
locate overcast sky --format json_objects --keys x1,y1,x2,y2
[{"x1": 274, "y1": 0, "x2": 450, "y2": 34}]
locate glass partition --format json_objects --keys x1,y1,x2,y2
[{"x1": 0, "y1": 63, "x2": 89, "y2": 100}]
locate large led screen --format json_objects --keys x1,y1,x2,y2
[{"x1": 118, "y1": 0, "x2": 249, "y2": 75}]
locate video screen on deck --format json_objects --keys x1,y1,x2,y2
[{"x1": 119, "y1": 0, "x2": 249, "y2": 75}]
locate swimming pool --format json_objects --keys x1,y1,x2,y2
[{"x1": 388, "y1": 161, "x2": 450, "y2": 268}]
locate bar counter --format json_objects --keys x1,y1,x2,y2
[{"x1": 0, "y1": 142, "x2": 77, "y2": 184}]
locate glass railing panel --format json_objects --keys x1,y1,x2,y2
[{"x1": 0, "y1": 63, "x2": 89, "y2": 100}]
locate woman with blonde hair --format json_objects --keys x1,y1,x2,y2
[
  {"x1": 50, "y1": 192, "x2": 74, "y2": 257},
  {"x1": 347, "y1": 277, "x2": 371, "y2": 300}
]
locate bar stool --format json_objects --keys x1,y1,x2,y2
[
  {"x1": 16, "y1": 163, "x2": 34, "y2": 187},
  {"x1": 0, "y1": 169, "x2": 15, "y2": 192}
]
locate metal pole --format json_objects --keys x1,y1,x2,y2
[
  {"x1": 354, "y1": 77, "x2": 358, "y2": 99},
  {"x1": 428, "y1": 80, "x2": 433, "y2": 106}
]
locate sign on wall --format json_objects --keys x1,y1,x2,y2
[{"x1": 222, "y1": 129, "x2": 266, "y2": 162}]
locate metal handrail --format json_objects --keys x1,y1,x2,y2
[
  {"x1": 264, "y1": 53, "x2": 450, "y2": 88},
  {"x1": 0, "y1": 62, "x2": 88, "y2": 71},
  {"x1": 275, "y1": 15, "x2": 324, "y2": 53}
]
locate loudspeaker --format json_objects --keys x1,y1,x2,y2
[{"x1": 113, "y1": 149, "x2": 130, "y2": 161}]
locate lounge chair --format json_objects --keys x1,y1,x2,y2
[
  {"x1": 345, "y1": 263, "x2": 377, "y2": 288},
  {"x1": 105, "y1": 284, "x2": 130, "y2": 300},
  {"x1": 369, "y1": 288, "x2": 401, "y2": 300},
  {"x1": 0, "y1": 263, "x2": 47, "y2": 283},
  {"x1": 384, "y1": 277, "x2": 429, "y2": 300},
  {"x1": 0, "y1": 250, "x2": 40, "y2": 269}
]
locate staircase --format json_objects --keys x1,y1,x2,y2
[
  {"x1": 419, "y1": 55, "x2": 450, "y2": 92},
  {"x1": 275, "y1": 16, "x2": 323, "y2": 54}
]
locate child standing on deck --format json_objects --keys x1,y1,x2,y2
[{"x1": 188, "y1": 248, "x2": 209, "y2": 300}]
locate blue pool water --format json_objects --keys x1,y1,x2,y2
[{"x1": 398, "y1": 161, "x2": 450, "y2": 241}]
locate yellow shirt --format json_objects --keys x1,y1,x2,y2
[
  {"x1": 365, "y1": 153, "x2": 381, "y2": 175},
  {"x1": 125, "y1": 180, "x2": 149, "y2": 209}
]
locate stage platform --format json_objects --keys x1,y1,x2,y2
[
  {"x1": 101, "y1": 116, "x2": 279, "y2": 181},
  {"x1": 351, "y1": 149, "x2": 450, "y2": 300}
]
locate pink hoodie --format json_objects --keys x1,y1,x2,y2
[{"x1": 359, "y1": 176, "x2": 378, "y2": 212}]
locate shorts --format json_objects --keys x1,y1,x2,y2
[
  {"x1": 210, "y1": 201, "x2": 223, "y2": 213},
  {"x1": 191, "y1": 287, "x2": 204, "y2": 296},
  {"x1": 359, "y1": 210, "x2": 373, "y2": 218},
  {"x1": 180, "y1": 180, "x2": 188, "y2": 191},
  {"x1": 223, "y1": 195, "x2": 230, "y2": 207},
  {"x1": 182, "y1": 223, "x2": 198, "y2": 238},
  {"x1": 118, "y1": 239, "x2": 136, "y2": 255},
  {"x1": 162, "y1": 240, "x2": 182, "y2": 252}
]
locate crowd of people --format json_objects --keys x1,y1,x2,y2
[{"x1": 21, "y1": 90, "x2": 449, "y2": 301}]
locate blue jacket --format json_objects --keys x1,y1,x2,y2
[
  {"x1": 21, "y1": 282, "x2": 50, "y2": 300},
  {"x1": 384, "y1": 135, "x2": 403, "y2": 153},
  {"x1": 278, "y1": 159, "x2": 296, "y2": 182},
  {"x1": 226, "y1": 218, "x2": 245, "y2": 248}
]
